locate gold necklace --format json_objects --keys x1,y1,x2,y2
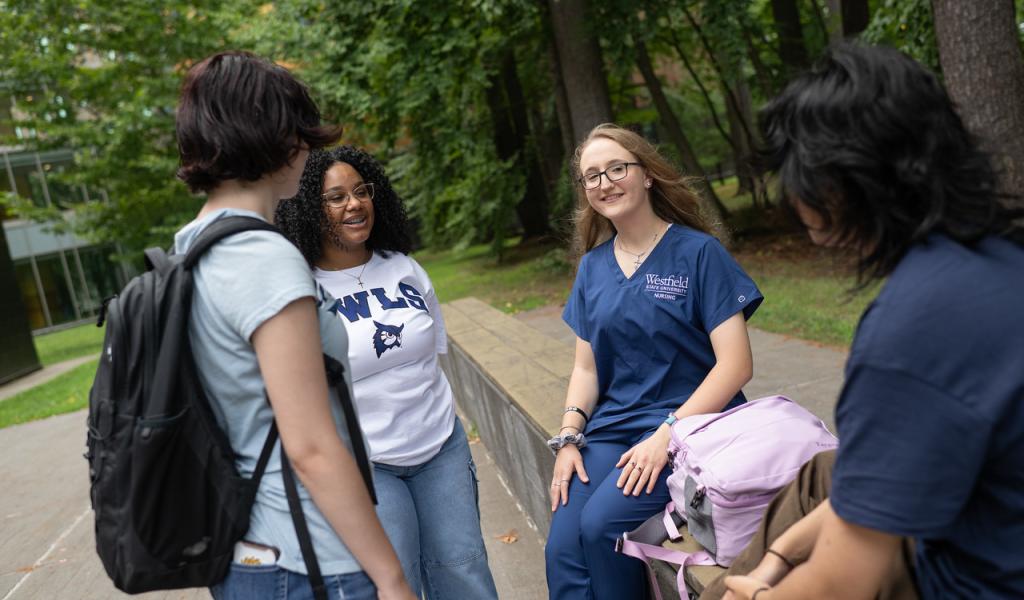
[
  {"x1": 322, "y1": 250, "x2": 372, "y2": 288},
  {"x1": 341, "y1": 260, "x2": 370, "y2": 288},
  {"x1": 616, "y1": 227, "x2": 663, "y2": 269}
]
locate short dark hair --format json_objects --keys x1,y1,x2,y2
[
  {"x1": 275, "y1": 145, "x2": 413, "y2": 265},
  {"x1": 175, "y1": 51, "x2": 342, "y2": 193},
  {"x1": 760, "y1": 43, "x2": 1023, "y2": 282}
]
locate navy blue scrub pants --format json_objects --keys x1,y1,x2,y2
[{"x1": 545, "y1": 434, "x2": 671, "y2": 600}]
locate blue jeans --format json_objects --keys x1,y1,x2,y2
[
  {"x1": 211, "y1": 564, "x2": 375, "y2": 600},
  {"x1": 373, "y1": 418, "x2": 498, "y2": 600}
]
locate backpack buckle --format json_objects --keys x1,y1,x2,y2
[{"x1": 690, "y1": 486, "x2": 707, "y2": 509}]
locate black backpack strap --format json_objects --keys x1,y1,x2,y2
[
  {"x1": 272, "y1": 358, "x2": 375, "y2": 600},
  {"x1": 280, "y1": 447, "x2": 328, "y2": 600},
  {"x1": 253, "y1": 418, "x2": 278, "y2": 485},
  {"x1": 184, "y1": 215, "x2": 281, "y2": 269},
  {"x1": 324, "y1": 355, "x2": 377, "y2": 503},
  {"x1": 143, "y1": 247, "x2": 173, "y2": 275}
]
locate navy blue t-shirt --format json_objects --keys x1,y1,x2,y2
[
  {"x1": 831, "y1": 234, "x2": 1024, "y2": 598},
  {"x1": 562, "y1": 225, "x2": 762, "y2": 440}
]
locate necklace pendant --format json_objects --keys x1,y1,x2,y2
[{"x1": 357, "y1": 279, "x2": 365, "y2": 288}]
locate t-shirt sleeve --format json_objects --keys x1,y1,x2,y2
[
  {"x1": 831, "y1": 364, "x2": 993, "y2": 537},
  {"x1": 203, "y1": 232, "x2": 316, "y2": 341},
  {"x1": 409, "y1": 256, "x2": 447, "y2": 355},
  {"x1": 562, "y1": 254, "x2": 590, "y2": 341},
  {"x1": 696, "y1": 238, "x2": 762, "y2": 333}
]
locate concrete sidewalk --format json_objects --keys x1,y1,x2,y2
[
  {"x1": 0, "y1": 303, "x2": 847, "y2": 599},
  {"x1": 513, "y1": 305, "x2": 847, "y2": 432},
  {"x1": 0, "y1": 410, "x2": 547, "y2": 599}
]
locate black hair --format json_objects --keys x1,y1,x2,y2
[
  {"x1": 760, "y1": 42, "x2": 1023, "y2": 283},
  {"x1": 275, "y1": 145, "x2": 413, "y2": 265},
  {"x1": 176, "y1": 51, "x2": 342, "y2": 193}
]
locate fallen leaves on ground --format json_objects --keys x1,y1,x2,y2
[{"x1": 495, "y1": 529, "x2": 518, "y2": 544}]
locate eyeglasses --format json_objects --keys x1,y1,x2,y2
[
  {"x1": 322, "y1": 183, "x2": 374, "y2": 207},
  {"x1": 578, "y1": 162, "x2": 641, "y2": 190}
]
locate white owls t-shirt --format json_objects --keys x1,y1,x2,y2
[{"x1": 315, "y1": 252, "x2": 455, "y2": 466}]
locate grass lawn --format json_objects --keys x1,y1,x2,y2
[
  {"x1": 34, "y1": 322, "x2": 105, "y2": 366},
  {"x1": 415, "y1": 239, "x2": 575, "y2": 314},
  {"x1": 731, "y1": 236, "x2": 879, "y2": 347},
  {"x1": 417, "y1": 179, "x2": 879, "y2": 349},
  {"x1": 5, "y1": 191, "x2": 874, "y2": 430},
  {"x1": 0, "y1": 359, "x2": 97, "y2": 429}
]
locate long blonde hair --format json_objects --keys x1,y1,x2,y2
[{"x1": 571, "y1": 123, "x2": 711, "y2": 259}]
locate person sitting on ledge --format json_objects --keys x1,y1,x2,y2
[{"x1": 544, "y1": 123, "x2": 763, "y2": 600}]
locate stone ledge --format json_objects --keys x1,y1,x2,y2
[{"x1": 441, "y1": 297, "x2": 724, "y2": 597}]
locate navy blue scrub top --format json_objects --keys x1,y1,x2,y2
[
  {"x1": 563, "y1": 225, "x2": 762, "y2": 439},
  {"x1": 829, "y1": 234, "x2": 1024, "y2": 598}
]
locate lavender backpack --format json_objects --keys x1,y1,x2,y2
[{"x1": 617, "y1": 396, "x2": 838, "y2": 599}]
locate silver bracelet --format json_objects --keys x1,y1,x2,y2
[{"x1": 546, "y1": 431, "x2": 588, "y2": 454}]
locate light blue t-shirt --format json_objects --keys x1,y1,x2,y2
[{"x1": 173, "y1": 208, "x2": 364, "y2": 576}]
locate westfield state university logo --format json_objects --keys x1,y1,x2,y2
[
  {"x1": 644, "y1": 273, "x2": 689, "y2": 301},
  {"x1": 372, "y1": 321, "x2": 405, "y2": 358}
]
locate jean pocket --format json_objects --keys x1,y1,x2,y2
[{"x1": 210, "y1": 564, "x2": 282, "y2": 600}]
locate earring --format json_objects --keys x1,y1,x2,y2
[{"x1": 645, "y1": 180, "x2": 652, "y2": 188}]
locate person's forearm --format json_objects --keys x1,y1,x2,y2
[
  {"x1": 672, "y1": 358, "x2": 752, "y2": 419},
  {"x1": 561, "y1": 365, "x2": 599, "y2": 431},
  {"x1": 743, "y1": 501, "x2": 848, "y2": 599},
  {"x1": 287, "y1": 440, "x2": 406, "y2": 593},
  {"x1": 768, "y1": 500, "x2": 831, "y2": 564}
]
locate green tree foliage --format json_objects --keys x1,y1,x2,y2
[
  {"x1": 1, "y1": 0, "x2": 1017, "y2": 259},
  {"x1": 861, "y1": 0, "x2": 938, "y2": 72},
  {"x1": 0, "y1": 0, "x2": 233, "y2": 256},
  {"x1": 234, "y1": 0, "x2": 549, "y2": 252}
]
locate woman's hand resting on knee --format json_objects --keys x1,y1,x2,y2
[
  {"x1": 550, "y1": 445, "x2": 590, "y2": 511},
  {"x1": 615, "y1": 426, "x2": 672, "y2": 496}
]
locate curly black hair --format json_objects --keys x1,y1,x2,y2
[
  {"x1": 275, "y1": 145, "x2": 413, "y2": 266},
  {"x1": 760, "y1": 43, "x2": 1023, "y2": 283}
]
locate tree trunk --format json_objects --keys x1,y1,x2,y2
[
  {"x1": 725, "y1": 78, "x2": 755, "y2": 196},
  {"x1": 634, "y1": 39, "x2": 732, "y2": 243},
  {"x1": 547, "y1": 0, "x2": 614, "y2": 144},
  {"x1": 547, "y1": 40, "x2": 576, "y2": 162},
  {"x1": 827, "y1": 0, "x2": 869, "y2": 41},
  {"x1": 742, "y1": 24, "x2": 777, "y2": 97},
  {"x1": 840, "y1": 0, "x2": 870, "y2": 38},
  {"x1": 487, "y1": 51, "x2": 552, "y2": 241},
  {"x1": 770, "y1": 0, "x2": 810, "y2": 78},
  {"x1": 933, "y1": 0, "x2": 1024, "y2": 197}
]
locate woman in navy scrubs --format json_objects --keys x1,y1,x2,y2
[{"x1": 544, "y1": 123, "x2": 763, "y2": 599}]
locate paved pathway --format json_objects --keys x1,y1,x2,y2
[
  {"x1": 0, "y1": 410, "x2": 547, "y2": 600},
  {"x1": 0, "y1": 303, "x2": 849, "y2": 599},
  {"x1": 513, "y1": 305, "x2": 847, "y2": 431},
  {"x1": 0, "y1": 354, "x2": 99, "y2": 402}
]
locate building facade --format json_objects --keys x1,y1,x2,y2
[{"x1": 1, "y1": 144, "x2": 129, "y2": 331}]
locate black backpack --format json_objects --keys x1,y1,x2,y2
[{"x1": 85, "y1": 216, "x2": 375, "y2": 599}]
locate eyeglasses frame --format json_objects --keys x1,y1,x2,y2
[
  {"x1": 322, "y1": 182, "x2": 375, "y2": 207},
  {"x1": 578, "y1": 161, "x2": 643, "y2": 190}
]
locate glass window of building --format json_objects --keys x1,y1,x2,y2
[
  {"x1": 33, "y1": 251, "x2": 77, "y2": 327},
  {"x1": 76, "y1": 245, "x2": 121, "y2": 314},
  {"x1": 14, "y1": 259, "x2": 47, "y2": 330}
]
